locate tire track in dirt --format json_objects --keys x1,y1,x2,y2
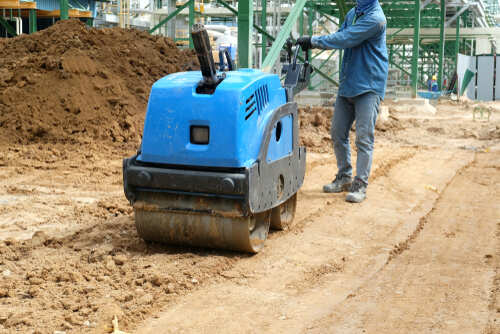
[
  {"x1": 306, "y1": 148, "x2": 499, "y2": 334},
  {"x1": 290, "y1": 148, "x2": 418, "y2": 234},
  {"x1": 307, "y1": 150, "x2": 477, "y2": 312},
  {"x1": 236, "y1": 148, "x2": 421, "y2": 298},
  {"x1": 485, "y1": 220, "x2": 500, "y2": 334},
  {"x1": 385, "y1": 153, "x2": 477, "y2": 265},
  {"x1": 273, "y1": 149, "x2": 472, "y2": 307}
]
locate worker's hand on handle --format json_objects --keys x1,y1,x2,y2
[{"x1": 296, "y1": 36, "x2": 312, "y2": 51}]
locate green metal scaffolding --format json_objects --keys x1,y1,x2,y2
[{"x1": 145, "y1": 0, "x2": 500, "y2": 95}]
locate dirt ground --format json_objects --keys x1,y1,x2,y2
[
  {"x1": 1, "y1": 22, "x2": 499, "y2": 334},
  {"x1": 0, "y1": 98, "x2": 498, "y2": 333}
]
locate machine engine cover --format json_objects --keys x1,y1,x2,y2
[{"x1": 139, "y1": 69, "x2": 286, "y2": 168}]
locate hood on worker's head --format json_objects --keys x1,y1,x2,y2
[{"x1": 355, "y1": 0, "x2": 378, "y2": 16}]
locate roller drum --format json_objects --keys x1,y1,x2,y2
[{"x1": 133, "y1": 192, "x2": 270, "y2": 253}]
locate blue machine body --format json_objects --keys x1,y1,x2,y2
[{"x1": 138, "y1": 69, "x2": 290, "y2": 168}]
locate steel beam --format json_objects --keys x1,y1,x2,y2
[
  {"x1": 261, "y1": 0, "x2": 306, "y2": 72},
  {"x1": 60, "y1": 0, "x2": 69, "y2": 20},
  {"x1": 387, "y1": 27, "x2": 500, "y2": 40},
  {"x1": 311, "y1": 49, "x2": 325, "y2": 60},
  {"x1": 189, "y1": 0, "x2": 194, "y2": 48},
  {"x1": 29, "y1": 8, "x2": 37, "y2": 33},
  {"x1": 455, "y1": 14, "x2": 460, "y2": 68},
  {"x1": 336, "y1": 0, "x2": 348, "y2": 21},
  {"x1": 0, "y1": 16, "x2": 16, "y2": 36},
  {"x1": 238, "y1": 0, "x2": 253, "y2": 68},
  {"x1": 420, "y1": 0, "x2": 433, "y2": 11},
  {"x1": 261, "y1": 0, "x2": 267, "y2": 61},
  {"x1": 310, "y1": 50, "x2": 336, "y2": 80},
  {"x1": 411, "y1": 0, "x2": 421, "y2": 97},
  {"x1": 308, "y1": 7, "x2": 313, "y2": 89},
  {"x1": 445, "y1": 4, "x2": 470, "y2": 27},
  {"x1": 216, "y1": 0, "x2": 274, "y2": 44},
  {"x1": 299, "y1": 9, "x2": 304, "y2": 35},
  {"x1": 438, "y1": 0, "x2": 446, "y2": 90},
  {"x1": 149, "y1": 0, "x2": 191, "y2": 34},
  {"x1": 310, "y1": 62, "x2": 339, "y2": 86}
]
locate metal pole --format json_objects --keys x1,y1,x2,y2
[
  {"x1": 438, "y1": 0, "x2": 446, "y2": 91},
  {"x1": 29, "y1": 9, "x2": 37, "y2": 33},
  {"x1": 60, "y1": 0, "x2": 69, "y2": 20},
  {"x1": 238, "y1": 0, "x2": 253, "y2": 68},
  {"x1": 261, "y1": 0, "x2": 306, "y2": 72},
  {"x1": 455, "y1": 14, "x2": 460, "y2": 67},
  {"x1": 167, "y1": 0, "x2": 176, "y2": 39},
  {"x1": 308, "y1": 7, "x2": 313, "y2": 89},
  {"x1": 149, "y1": 0, "x2": 191, "y2": 34},
  {"x1": 420, "y1": 53, "x2": 423, "y2": 84},
  {"x1": 261, "y1": 0, "x2": 267, "y2": 61},
  {"x1": 189, "y1": 0, "x2": 194, "y2": 48},
  {"x1": 299, "y1": 9, "x2": 303, "y2": 35},
  {"x1": 411, "y1": 0, "x2": 420, "y2": 98}
]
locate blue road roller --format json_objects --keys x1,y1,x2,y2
[{"x1": 123, "y1": 24, "x2": 311, "y2": 253}]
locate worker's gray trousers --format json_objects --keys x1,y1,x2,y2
[{"x1": 332, "y1": 92, "x2": 381, "y2": 185}]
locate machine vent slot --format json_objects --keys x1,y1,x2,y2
[
  {"x1": 244, "y1": 93, "x2": 256, "y2": 121},
  {"x1": 245, "y1": 108, "x2": 256, "y2": 120},
  {"x1": 255, "y1": 85, "x2": 269, "y2": 113},
  {"x1": 246, "y1": 100, "x2": 256, "y2": 112},
  {"x1": 244, "y1": 85, "x2": 268, "y2": 121},
  {"x1": 246, "y1": 94, "x2": 254, "y2": 104},
  {"x1": 255, "y1": 88, "x2": 262, "y2": 111}
]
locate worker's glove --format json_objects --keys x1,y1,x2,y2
[{"x1": 296, "y1": 36, "x2": 312, "y2": 51}]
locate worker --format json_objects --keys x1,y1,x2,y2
[
  {"x1": 431, "y1": 75, "x2": 439, "y2": 92},
  {"x1": 427, "y1": 76, "x2": 433, "y2": 92},
  {"x1": 296, "y1": 0, "x2": 388, "y2": 203}
]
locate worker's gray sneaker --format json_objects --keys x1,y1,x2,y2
[
  {"x1": 345, "y1": 179, "x2": 367, "y2": 203},
  {"x1": 323, "y1": 175, "x2": 352, "y2": 193}
]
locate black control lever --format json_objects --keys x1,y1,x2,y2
[
  {"x1": 282, "y1": 41, "x2": 313, "y2": 102},
  {"x1": 219, "y1": 47, "x2": 235, "y2": 72},
  {"x1": 192, "y1": 23, "x2": 225, "y2": 94},
  {"x1": 285, "y1": 38, "x2": 294, "y2": 64}
]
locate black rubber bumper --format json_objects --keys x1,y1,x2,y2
[{"x1": 123, "y1": 156, "x2": 248, "y2": 203}]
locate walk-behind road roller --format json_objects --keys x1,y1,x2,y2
[{"x1": 123, "y1": 24, "x2": 311, "y2": 253}]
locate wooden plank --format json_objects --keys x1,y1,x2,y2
[
  {"x1": 0, "y1": 0, "x2": 36, "y2": 9},
  {"x1": 37, "y1": 8, "x2": 90, "y2": 18},
  {"x1": 0, "y1": 0, "x2": 20, "y2": 7},
  {"x1": 77, "y1": 10, "x2": 91, "y2": 18}
]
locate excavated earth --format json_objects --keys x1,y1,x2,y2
[
  {"x1": 1, "y1": 22, "x2": 500, "y2": 334},
  {"x1": 0, "y1": 20, "x2": 198, "y2": 146}
]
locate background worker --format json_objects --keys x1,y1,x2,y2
[{"x1": 297, "y1": 0, "x2": 388, "y2": 203}]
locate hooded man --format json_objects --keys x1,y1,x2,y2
[{"x1": 297, "y1": 0, "x2": 388, "y2": 203}]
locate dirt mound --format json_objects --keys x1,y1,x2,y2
[
  {"x1": 299, "y1": 106, "x2": 333, "y2": 152},
  {"x1": 0, "y1": 20, "x2": 198, "y2": 145},
  {"x1": 298, "y1": 105, "x2": 406, "y2": 152}
]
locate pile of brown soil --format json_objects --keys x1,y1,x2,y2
[
  {"x1": 299, "y1": 106, "x2": 333, "y2": 153},
  {"x1": 0, "y1": 20, "x2": 198, "y2": 145},
  {"x1": 298, "y1": 105, "x2": 405, "y2": 152}
]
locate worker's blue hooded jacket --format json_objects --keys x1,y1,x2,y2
[{"x1": 311, "y1": 1, "x2": 388, "y2": 99}]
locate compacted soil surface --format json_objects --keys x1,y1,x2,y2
[{"x1": 0, "y1": 22, "x2": 499, "y2": 334}]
